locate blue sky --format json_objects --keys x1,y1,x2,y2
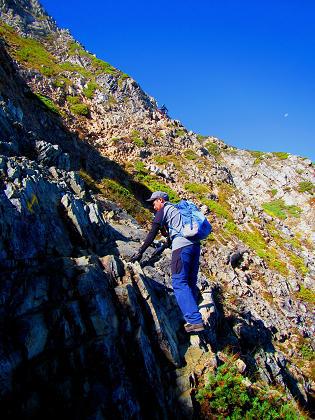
[{"x1": 41, "y1": 0, "x2": 315, "y2": 160}]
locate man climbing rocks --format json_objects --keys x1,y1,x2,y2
[{"x1": 130, "y1": 191, "x2": 205, "y2": 333}]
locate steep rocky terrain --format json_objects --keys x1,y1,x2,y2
[{"x1": 0, "y1": 1, "x2": 314, "y2": 418}]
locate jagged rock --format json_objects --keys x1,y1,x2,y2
[
  {"x1": 0, "y1": 2, "x2": 314, "y2": 417},
  {"x1": 236, "y1": 359, "x2": 247, "y2": 373}
]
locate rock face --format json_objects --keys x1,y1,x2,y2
[{"x1": 0, "y1": 1, "x2": 314, "y2": 418}]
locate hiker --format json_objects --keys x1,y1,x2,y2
[{"x1": 130, "y1": 191, "x2": 205, "y2": 333}]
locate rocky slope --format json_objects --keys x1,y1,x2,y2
[{"x1": 0, "y1": 0, "x2": 314, "y2": 418}]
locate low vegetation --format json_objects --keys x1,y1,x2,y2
[
  {"x1": 249, "y1": 150, "x2": 266, "y2": 165},
  {"x1": 202, "y1": 198, "x2": 232, "y2": 220},
  {"x1": 175, "y1": 129, "x2": 186, "y2": 137},
  {"x1": 298, "y1": 181, "x2": 314, "y2": 194},
  {"x1": 78, "y1": 170, "x2": 151, "y2": 224},
  {"x1": 205, "y1": 141, "x2": 220, "y2": 156},
  {"x1": 272, "y1": 151, "x2": 289, "y2": 160},
  {"x1": 83, "y1": 81, "x2": 99, "y2": 99},
  {"x1": 297, "y1": 285, "x2": 315, "y2": 305},
  {"x1": 299, "y1": 342, "x2": 315, "y2": 361},
  {"x1": 196, "y1": 356, "x2": 304, "y2": 419},
  {"x1": 224, "y1": 222, "x2": 288, "y2": 275},
  {"x1": 35, "y1": 93, "x2": 59, "y2": 114},
  {"x1": 131, "y1": 162, "x2": 179, "y2": 202},
  {"x1": 184, "y1": 183, "x2": 210, "y2": 195},
  {"x1": 70, "y1": 103, "x2": 89, "y2": 116},
  {"x1": 183, "y1": 149, "x2": 198, "y2": 160},
  {"x1": 262, "y1": 199, "x2": 302, "y2": 219},
  {"x1": 130, "y1": 130, "x2": 145, "y2": 147}
]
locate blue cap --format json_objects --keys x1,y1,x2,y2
[{"x1": 146, "y1": 191, "x2": 169, "y2": 202}]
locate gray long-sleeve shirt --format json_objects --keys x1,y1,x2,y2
[{"x1": 139, "y1": 202, "x2": 196, "y2": 253}]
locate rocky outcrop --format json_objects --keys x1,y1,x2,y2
[{"x1": 0, "y1": 0, "x2": 314, "y2": 418}]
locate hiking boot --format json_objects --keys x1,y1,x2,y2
[{"x1": 184, "y1": 322, "x2": 205, "y2": 333}]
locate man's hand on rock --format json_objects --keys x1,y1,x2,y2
[{"x1": 130, "y1": 251, "x2": 143, "y2": 263}]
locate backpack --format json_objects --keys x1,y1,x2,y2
[{"x1": 174, "y1": 200, "x2": 212, "y2": 241}]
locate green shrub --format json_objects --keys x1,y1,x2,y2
[
  {"x1": 175, "y1": 129, "x2": 186, "y2": 137},
  {"x1": 35, "y1": 94, "x2": 59, "y2": 114},
  {"x1": 272, "y1": 151, "x2": 289, "y2": 160},
  {"x1": 262, "y1": 199, "x2": 302, "y2": 219},
  {"x1": 130, "y1": 130, "x2": 145, "y2": 147},
  {"x1": 70, "y1": 103, "x2": 89, "y2": 116},
  {"x1": 269, "y1": 189, "x2": 277, "y2": 197},
  {"x1": 118, "y1": 72, "x2": 129, "y2": 87},
  {"x1": 92, "y1": 57, "x2": 116, "y2": 75},
  {"x1": 196, "y1": 358, "x2": 303, "y2": 419},
  {"x1": 298, "y1": 286, "x2": 315, "y2": 305},
  {"x1": 205, "y1": 141, "x2": 220, "y2": 156},
  {"x1": 197, "y1": 134, "x2": 207, "y2": 142},
  {"x1": 298, "y1": 181, "x2": 314, "y2": 194},
  {"x1": 83, "y1": 81, "x2": 99, "y2": 99},
  {"x1": 184, "y1": 149, "x2": 198, "y2": 160},
  {"x1": 0, "y1": 22, "x2": 60, "y2": 76},
  {"x1": 134, "y1": 160, "x2": 147, "y2": 173},
  {"x1": 249, "y1": 150, "x2": 266, "y2": 165},
  {"x1": 66, "y1": 95, "x2": 80, "y2": 105},
  {"x1": 300, "y1": 343, "x2": 315, "y2": 361}
]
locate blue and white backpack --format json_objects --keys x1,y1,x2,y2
[{"x1": 174, "y1": 200, "x2": 212, "y2": 241}]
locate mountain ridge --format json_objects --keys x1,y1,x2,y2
[{"x1": 0, "y1": 0, "x2": 314, "y2": 418}]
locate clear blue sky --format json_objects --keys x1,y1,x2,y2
[{"x1": 41, "y1": 0, "x2": 315, "y2": 160}]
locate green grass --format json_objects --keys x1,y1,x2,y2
[
  {"x1": 91, "y1": 57, "x2": 117, "y2": 75},
  {"x1": 196, "y1": 356, "x2": 303, "y2": 420},
  {"x1": 183, "y1": 149, "x2": 198, "y2": 160},
  {"x1": 134, "y1": 160, "x2": 147, "y2": 173},
  {"x1": 265, "y1": 223, "x2": 309, "y2": 275},
  {"x1": 224, "y1": 222, "x2": 288, "y2": 275},
  {"x1": 59, "y1": 62, "x2": 92, "y2": 78},
  {"x1": 35, "y1": 94, "x2": 59, "y2": 114},
  {"x1": 201, "y1": 199, "x2": 232, "y2": 220},
  {"x1": 300, "y1": 343, "x2": 315, "y2": 361},
  {"x1": 79, "y1": 170, "x2": 151, "y2": 224},
  {"x1": 197, "y1": 134, "x2": 207, "y2": 142},
  {"x1": 298, "y1": 286, "x2": 315, "y2": 305},
  {"x1": 154, "y1": 156, "x2": 169, "y2": 165},
  {"x1": 175, "y1": 129, "x2": 186, "y2": 137},
  {"x1": 288, "y1": 254, "x2": 309, "y2": 275},
  {"x1": 262, "y1": 199, "x2": 302, "y2": 220},
  {"x1": 70, "y1": 103, "x2": 89, "y2": 116},
  {"x1": 145, "y1": 178, "x2": 179, "y2": 202},
  {"x1": 66, "y1": 95, "x2": 80, "y2": 105},
  {"x1": 83, "y1": 81, "x2": 99, "y2": 99},
  {"x1": 298, "y1": 181, "x2": 314, "y2": 194},
  {"x1": 0, "y1": 21, "x2": 60, "y2": 76},
  {"x1": 272, "y1": 151, "x2": 289, "y2": 160},
  {"x1": 249, "y1": 150, "x2": 266, "y2": 165},
  {"x1": 153, "y1": 155, "x2": 183, "y2": 171},
  {"x1": 118, "y1": 72, "x2": 130, "y2": 88},
  {"x1": 205, "y1": 141, "x2": 220, "y2": 156},
  {"x1": 269, "y1": 189, "x2": 278, "y2": 197},
  {"x1": 130, "y1": 130, "x2": 145, "y2": 147},
  {"x1": 184, "y1": 183, "x2": 210, "y2": 195}
]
